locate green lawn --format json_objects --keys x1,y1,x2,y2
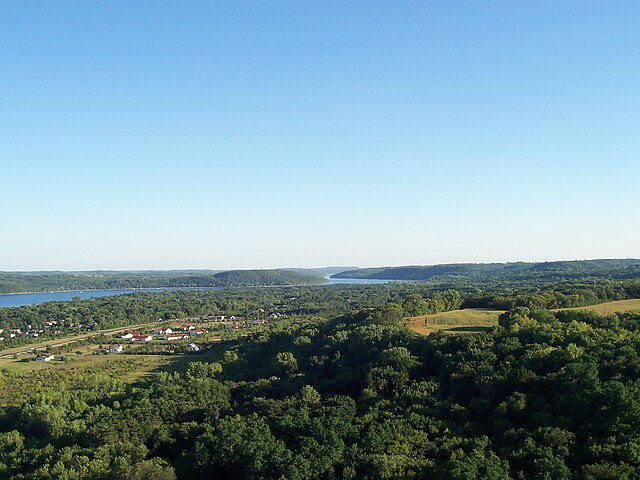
[{"x1": 404, "y1": 308, "x2": 503, "y2": 336}]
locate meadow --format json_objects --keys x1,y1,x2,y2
[
  {"x1": 403, "y1": 308, "x2": 503, "y2": 335},
  {"x1": 556, "y1": 298, "x2": 640, "y2": 315}
]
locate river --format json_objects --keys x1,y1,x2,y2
[{"x1": 0, "y1": 277, "x2": 398, "y2": 308}]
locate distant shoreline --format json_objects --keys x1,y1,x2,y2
[
  {"x1": 0, "y1": 286, "x2": 216, "y2": 297},
  {"x1": 0, "y1": 281, "x2": 329, "y2": 299}
]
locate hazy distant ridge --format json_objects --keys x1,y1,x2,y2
[
  {"x1": 332, "y1": 259, "x2": 640, "y2": 281},
  {"x1": 0, "y1": 269, "x2": 323, "y2": 294}
]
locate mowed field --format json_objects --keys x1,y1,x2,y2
[
  {"x1": 403, "y1": 308, "x2": 504, "y2": 336},
  {"x1": 405, "y1": 299, "x2": 640, "y2": 337},
  {"x1": 557, "y1": 299, "x2": 640, "y2": 315}
]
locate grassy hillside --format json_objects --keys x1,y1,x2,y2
[
  {"x1": 403, "y1": 308, "x2": 502, "y2": 336},
  {"x1": 556, "y1": 298, "x2": 640, "y2": 315}
]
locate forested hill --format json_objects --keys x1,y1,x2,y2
[
  {"x1": 0, "y1": 269, "x2": 323, "y2": 294},
  {"x1": 333, "y1": 259, "x2": 640, "y2": 282},
  {"x1": 212, "y1": 269, "x2": 323, "y2": 287}
]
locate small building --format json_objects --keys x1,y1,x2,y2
[
  {"x1": 164, "y1": 334, "x2": 189, "y2": 341},
  {"x1": 225, "y1": 323, "x2": 243, "y2": 329},
  {"x1": 35, "y1": 353, "x2": 54, "y2": 362},
  {"x1": 186, "y1": 343, "x2": 200, "y2": 352},
  {"x1": 152, "y1": 327, "x2": 173, "y2": 335},
  {"x1": 131, "y1": 334, "x2": 153, "y2": 342},
  {"x1": 121, "y1": 332, "x2": 134, "y2": 339},
  {"x1": 189, "y1": 329, "x2": 205, "y2": 336},
  {"x1": 250, "y1": 319, "x2": 269, "y2": 325},
  {"x1": 109, "y1": 345, "x2": 124, "y2": 354}
]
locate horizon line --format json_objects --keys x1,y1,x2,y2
[{"x1": 2, "y1": 257, "x2": 639, "y2": 273}]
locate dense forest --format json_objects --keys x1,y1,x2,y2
[
  {"x1": 333, "y1": 259, "x2": 640, "y2": 282},
  {"x1": 2, "y1": 279, "x2": 640, "y2": 478},
  {"x1": 0, "y1": 269, "x2": 323, "y2": 294}
]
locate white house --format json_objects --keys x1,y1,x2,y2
[
  {"x1": 131, "y1": 334, "x2": 153, "y2": 342},
  {"x1": 152, "y1": 327, "x2": 173, "y2": 335},
  {"x1": 35, "y1": 353, "x2": 54, "y2": 362},
  {"x1": 186, "y1": 343, "x2": 200, "y2": 352},
  {"x1": 109, "y1": 345, "x2": 124, "y2": 354},
  {"x1": 164, "y1": 334, "x2": 189, "y2": 341}
]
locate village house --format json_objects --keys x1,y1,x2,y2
[
  {"x1": 131, "y1": 334, "x2": 153, "y2": 342},
  {"x1": 164, "y1": 333, "x2": 190, "y2": 341},
  {"x1": 152, "y1": 327, "x2": 173, "y2": 335},
  {"x1": 109, "y1": 345, "x2": 124, "y2": 354},
  {"x1": 189, "y1": 329, "x2": 205, "y2": 336},
  {"x1": 186, "y1": 343, "x2": 200, "y2": 352},
  {"x1": 35, "y1": 353, "x2": 54, "y2": 362}
]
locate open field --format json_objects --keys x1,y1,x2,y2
[
  {"x1": 0, "y1": 353, "x2": 175, "y2": 406},
  {"x1": 557, "y1": 299, "x2": 640, "y2": 315},
  {"x1": 0, "y1": 348, "x2": 173, "y2": 375},
  {"x1": 403, "y1": 308, "x2": 503, "y2": 336}
]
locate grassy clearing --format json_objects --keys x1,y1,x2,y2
[
  {"x1": 0, "y1": 354, "x2": 174, "y2": 406},
  {"x1": 0, "y1": 349, "x2": 172, "y2": 376},
  {"x1": 557, "y1": 299, "x2": 640, "y2": 316},
  {"x1": 403, "y1": 308, "x2": 503, "y2": 336}
]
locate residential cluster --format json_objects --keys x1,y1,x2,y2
[
  {"x1": 0, "y1": 319, "x2": 95, "y2": 342},
  {"x1": 0, "y1": 321, "x2": 63, "y2": 342},
  {"x1": 4, "y1": 310, "x2": 279, "y2": 364},
  {"x1": 119, "y1": 324, "x2": 208, "y2": 343}
]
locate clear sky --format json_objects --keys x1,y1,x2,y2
[{"x1": 1, "y1": 1, "x2": 639, "y2": 270}]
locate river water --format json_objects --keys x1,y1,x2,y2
[{"x1": 0, "y1": 277, "x2": 397, "y2": 308}]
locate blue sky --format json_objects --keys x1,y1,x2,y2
[{"x1": 1, "y1": 1, "x2": 639, "y2": 270}]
